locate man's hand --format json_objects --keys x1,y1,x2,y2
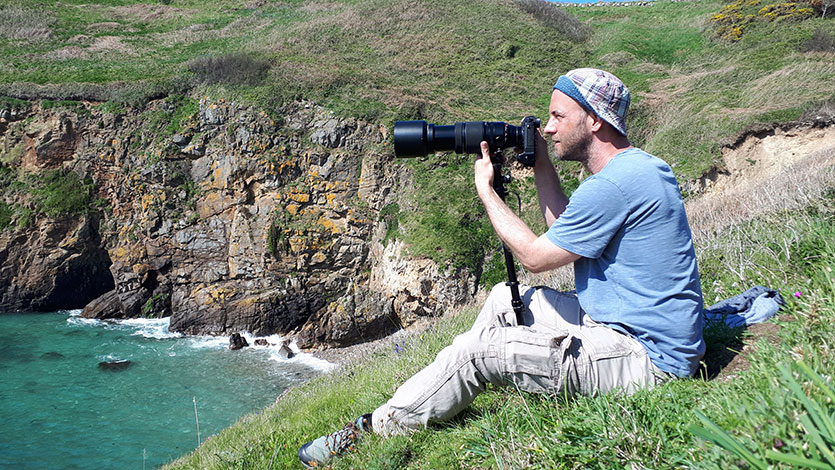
[
  {"x1": 474, "y1": 141, "x2": 495, "y2": 198},
  {"x1": 473, "y1": 138, "x2": 580, "y2": 273},
  {"x1": 534, "y1": 127, "x2": 550, "y2": 163}
]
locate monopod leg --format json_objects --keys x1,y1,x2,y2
[{"x1": 502, "y1": 243, "x2": 526, "y2": 325}]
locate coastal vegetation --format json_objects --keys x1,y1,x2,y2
[
  {"x1": 164, "y1": 182, "x2": 835, "y2": 468},
  {"x1": 2, "y1": 0, "x2": 833, "y2": 266},
  {"x1": 1, "y1": 0, "x2": 833, "y2": 468}
]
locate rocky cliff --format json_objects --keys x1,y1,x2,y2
[{"x1": 0, "y1": 97, "x2": 476, "y2": 348}]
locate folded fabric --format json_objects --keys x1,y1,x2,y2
[{"x1": 703, "y1": 285, "x2": 785, "y2": 328}]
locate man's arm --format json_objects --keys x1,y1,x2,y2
[
  {"x1": 474, "y1": 142, "x2": 580, "y2": 273},
  {"x1": 532, "y1": 131, "x2": 569, "y2": 227}
]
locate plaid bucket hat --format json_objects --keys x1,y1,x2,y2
[{"x1": 553, "y1": 68, "x2": 630, "y2": 136}]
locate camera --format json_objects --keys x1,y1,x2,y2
[{"x1": 393, "y1": 116, "x2": 541, "y2": 166}]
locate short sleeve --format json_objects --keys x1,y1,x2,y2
[{"x1": 545, "y1": 176, "x2": 629, "y2": 259}]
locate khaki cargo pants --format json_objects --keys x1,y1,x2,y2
[{"x1": 371, "y1": 283, "x2": 673, "y2": 436}]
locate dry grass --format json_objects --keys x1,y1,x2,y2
[
  {"x1": 111, "y1": 3, "x2": 194, "y2": 22},
  {"x1": 743, "y1": 61, "x2": 835, "y2": 109},
  {"x1": 88, "y1": 36, "x2": 136, "y2": 56},
  {"x1": 512, "y1": 0, "x2": 592, "y2": 42},
  {"x1": 42, "y1": 46, "x2": 88, "y2": 61},
  {"x1": 0, "y1": 6, "x2": 54, "y2": 41},
  {"x1": 688, "y1": 143, "x2": 834, "y2": 293}
]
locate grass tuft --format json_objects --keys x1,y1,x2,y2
[
  {"x1": 0, "y1": 5, "x2": 54, "y2": 41},
  {"x1": 187, "y1": 53, "x2": 271, "y2": 86},
  {"x1": 512, "y1": 0, "x2": 593, "y2": 42}
]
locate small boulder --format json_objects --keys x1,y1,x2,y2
[
  {"x1": 229, "y1": 332, "x2": 249, "y2": 350},
  {"x1": 172, "y1": 133, "x2": 191, "y2": 146},
  {"x1": 98, "y1": 360, "x2": 131, "y2": 371},
  {"x1": 254, "y1": 338, "x2": 270, "y2": 346},
  {"x1": 277, "y1": 342, "x2": 295, "y2": 359}
]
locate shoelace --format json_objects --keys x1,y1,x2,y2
[{"x1": 324, "y1": 422, "x2": 360, "y2": 455}]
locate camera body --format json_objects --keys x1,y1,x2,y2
[{"x1": 394, "y1": 116, "x2": 541, "y2": 166}]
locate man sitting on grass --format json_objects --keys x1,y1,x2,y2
[{"x1": 298, "y1": 68, "x2": 705, "y2": 468}]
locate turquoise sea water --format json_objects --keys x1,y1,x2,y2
[{"x1": 0, "y1": 311, "x2": 332, "y2": 469}]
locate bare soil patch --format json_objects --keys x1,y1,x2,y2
[
  {"x1": 687, "y1": 119, "x2": 835, "y2": 240},
  {"x1": 710, "y1": 322, "x2": 782, "y2": 381}
]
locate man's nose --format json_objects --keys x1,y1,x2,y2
[{"x1": 543, "y1": 121, "x2": 556, "y2": 135}]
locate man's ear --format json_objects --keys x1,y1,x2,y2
[{"x1": 587, "y1": 112, "x2": 603, "y2": 133}]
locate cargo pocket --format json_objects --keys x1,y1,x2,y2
[
  {"x1": 553, "y1": 334, "x2": 583, "y2": 398},
  {"x1": 501, "y1": 328, "x2": 568, "y2": 396}
]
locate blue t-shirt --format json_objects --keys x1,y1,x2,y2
[{"x1": 546, "y1": 148, "x2": 705, "y2": 377}]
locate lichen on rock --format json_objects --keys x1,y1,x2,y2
[{"x1": 0, "y1": 97, "x2": 477, "y2": 350}]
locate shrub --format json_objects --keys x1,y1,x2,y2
[
  {"x1": 32, "y1": 170, "x2": 94, "y2": 218},
  {"x1": 808, "y1": 0, "x2": 835, "y2": 14},
  {"x1": 512, "y1": 0, "x2": 592, "y2": 43},
  {"x1": 0, "y1": 201, "x2": 12, "y2": 230},
  {"x1": 187, "y1": 54, "x2": 271, "y2": 86},
  {"x1": 711, "y1": 0, "x2": 816, "y2": 40},
  {"x1": 801, "y1": 28, "x2": 835, "y2": 51}
]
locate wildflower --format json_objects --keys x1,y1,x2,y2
[{"x1": 794, "y1": 291, "x2": 802, "y2": 298}]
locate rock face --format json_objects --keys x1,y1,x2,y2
[
  {"x1": 0, "y1": 98, "x2": 478, "y2": 348},
  {"x1": 0, "y1": 215, "x2": 114, "y2": 311}
]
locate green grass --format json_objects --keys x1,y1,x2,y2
[
  {"x1": 3, "y1": 2, "x2": 834, "y2": 465},
  {"x1": 32, "y1": 169, "x2": 95, "y2": 218},
  {"x1": 164, "y1": 185, "x2": 835, "y2": 469},
  {"x1": 3, "y1": 0, "x2": 833, "y2": 265}
]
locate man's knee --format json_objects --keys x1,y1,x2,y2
[
  {"x1": 449, "y1": 327, "x2": 497, "y2": 359},
  {"x1": 487, "y1": 282, "x2": 512, "y2": 301},
  {"x1": 439, "y1": 327, "x2": 504, "y2": 381},
  {"x1": 474, "y1": 283, "x2": 517, "y2": 328}
]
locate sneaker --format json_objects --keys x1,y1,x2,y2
[{"x1": 298, "y1": 414, "x2": 372, "y2": 468}]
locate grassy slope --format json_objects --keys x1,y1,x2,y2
[
  {"x1": 3, "y1": 1, "x2": 835, "y2": 468},
  {"x1": 163, "y1": 185, "x2": 835, "y2": 469},
  {"x1": 3, "y1": 0, "x2": 833, "y2": 267},
  {"x1": 3, "y1": 0, "x2": 832, "y2": 177},
  {"x1": 162, "y1": 1, "x2": 835, "y2": 467}
]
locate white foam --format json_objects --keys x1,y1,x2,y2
[
  {"x1": 65, "y1": 314, "x2": 183, "y2": 340},
  {"x1": 63, "y1": 313, "x2": 337, "y2": 370},
  {"x1": 121, "y1": 317, "x2": 183, "y2": 340},
  {"x1": 66, "y1": 315, "x2": 101, "y2": 327},
  {"x1": 229, "y1": 334, "x2": 336, "y2": 371},
  {"x1": 281, "y1": 352, "x2": 337, "y2": 372},
  {"x1": 264, "y1": 340, "x2": 336, "y2": 371},
  {"x1": 184, "y1": 335, "x2": 229, "y2": 349}
]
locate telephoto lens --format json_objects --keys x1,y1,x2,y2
[
  {"x1": 393, "y1": 121, "x2": 455, "y2": 157},
  {"x1": 394, "y1": 121, "x2": 519, "y2": 157}
]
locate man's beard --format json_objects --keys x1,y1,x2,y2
[{"x1": 556, "y1": 126, "x2": 592, "y2": 165}]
